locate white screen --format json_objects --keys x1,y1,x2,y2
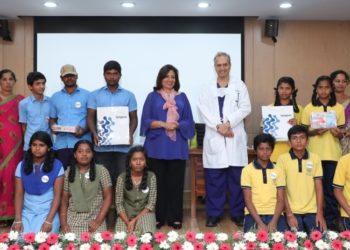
[{"x1": 37, "y1": 33, "x2": 241, "y2": 143}]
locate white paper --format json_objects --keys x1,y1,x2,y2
[
  {"x1": 97, "y1": 106, "x2": 130, "y2": 145},
  {"x1": 262, "y1": 106, "x2": 294, "y2": 141}
]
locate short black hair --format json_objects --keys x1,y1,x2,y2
[
  {"x1": 103, "y1": 60, "x2": 121, "y2": 74},
  {"x1": 287, "y1": 125, "x2": 308, "y2": 140},
  {"x1": 253, "y1": 133, "x2": 276, "y2": 151},
  {"x1": 26, "y1": 71, "x2": 46, "y2": 86}
]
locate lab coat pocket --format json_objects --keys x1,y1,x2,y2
[{"x1": 208, "y1": 137, "x2": 224, "y2": 154}]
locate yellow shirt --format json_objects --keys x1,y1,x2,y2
[
  {"x1": 301, "y1": 102, "x2": 345, "y2": 161},
  {"x1": 241, "y1": 160, "x2": 285, "y2": 215},
  {"x1": 333, "y1": 154, "x2": 350, "y2": 218},
  {"x1": 277, "y1": 150, "x2": 323, "y2": 214}
]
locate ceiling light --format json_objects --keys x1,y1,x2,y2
[
  {"x1": 198, "y1": 2, "x2": 210, "y2": 8},
  {"x1": 44, "y1": 1, "x2": 57, "y2": 8},
  {"x1": 121, "y1": 2, "x2": 135, "y2": 8},
  {"x1": 280, "y1": 2, "x2": 292, "y2": 9}
]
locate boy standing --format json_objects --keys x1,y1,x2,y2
[
  {"x1": 277, "y1": 125, "x2": 326, "y2": 233},
  {"x1": 19, "y1": 72, "x2": 51, "y2": 151},
  {"x1": 241, "y1": 133, "x2": 286, "y2": 232}
]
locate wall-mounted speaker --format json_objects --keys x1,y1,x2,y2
[
  {"x1": 0, "y1": 20, "x2": 12, "y2": 41},
  {"x1": 264, "y1": 19, "x2": 279, "y2": 43}
]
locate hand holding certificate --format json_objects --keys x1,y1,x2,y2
[{"x1": 262, "y1": 106, "x2": 294, "y2": 141}]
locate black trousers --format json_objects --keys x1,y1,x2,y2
[{"x1": 148, "y1": 158, "x2": 186, "y2": 224}]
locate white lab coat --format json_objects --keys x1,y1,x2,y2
[{"x1": 197, "y1": 77, "x2": 251, "y2": 169}]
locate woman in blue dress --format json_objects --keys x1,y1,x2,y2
[{"x1": 12, "y1": 131, "x2": 64, "y2": 233}]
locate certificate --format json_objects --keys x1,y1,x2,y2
[
  {"x1": 97, "y1": 106, "x2": 130, "y2": 145},
  {"x1": 310, "y1": 112, "x2": 337, "y2": 129},
  {"x1": 262, "y1": 106, "x2": 294, "y2": 141}
]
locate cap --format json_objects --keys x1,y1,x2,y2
[{"x1": 60, "y1": 64, "x2": 77, "y2": 77}]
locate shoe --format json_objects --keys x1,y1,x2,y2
[
  {"x1": 231, "y1": 216, "x2": 244, "y2": 227},
  {"x1": 170, "y1": 221, "x2": 182, "y2": 230},
  {"x1": 156, "y1": 221, "x2": 164, "y2": 229},
  {"x1": 206, "y1": 216, "x2": 220, "y2": 227}
]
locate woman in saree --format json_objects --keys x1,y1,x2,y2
[{"x1": 0, "y1": 69, "x2": 24, "y2": 227}]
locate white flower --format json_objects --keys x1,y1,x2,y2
[
  {"x1": 233, "y1": 242, "x2": 246, "y2": 250},
  {"x1": 315, "y1": 240, "x2": 330, "y2": 249},
  {"x1": 79, "y1": 243, "x2": 91, "y2": 250},
  {"x1": 259, "y1": 243, "x2": 270, "y2": 250},
  {"x1": 327, "y1": 231, "x2": 338, "y2": 240},
  {"x1": 167, "y1": 230, "x2": 179, "y2": 242},
  {"x1": 35, "y1": 231, "x2": 48, "y2": 243},
  {"x1": 343, "y1": 241, "x2": 350, "y2": 249},
  {"x1": 206, "y1": 242, "x2": 219, "y2": 250},
  {"x1": 296, "y1": 231, "x2": 307, "y2": 239},
  {"x1": 287, "y1": 241, "x2": 298, "y2": 248},
  {"x1": 114, "y1": 231, "x2": 127, "y2": 240},
  {"x1": 183, "y1": 241, "x2": 194, "y2": 250},
  {"x1": 195, "y1": 233, "x2": 204, "y2": 240},
  {"x1": 126, "y1": 246, "x2": 137, "y2": 250},
  {"x1": 50, "y1": 243, "x2": 63, "y2": 250},
  {"x1": 271, "y1": 232, "x2": 284, "y2": 242},
  {"x1": 216, "y1": 233, "x2": 228, "y2": 241},
  {"x1": 23, "y1": 246, "x2": 34, "y2": 250},
  {"x1": 8, "y1": 231, "x2": 19, "y2": 241},
  {"x1": 0, "y1": 243, "x2": 8, "y2": 250},
  {"x1": 93, "y1": 233, "x2": 103, "y2": 243},
  {"x1": 159, "y1": 240, "x2": 171, "y2": 249},
  {"x1": 243, "y1": 232, "x2": 256, "y2": 242},
  {"x1": 140, "y1": 233, "x2": 152, "y2": 243},
  {"x1": 63, "y1": 232, "x2": 76, "y2": 241},
  {"x1": 100, "y1": 243, "x2": 111, "y2": 250}
]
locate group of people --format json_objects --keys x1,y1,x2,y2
[{"x1": 1, "y1": 51, "x2": 350, "y2": 236}]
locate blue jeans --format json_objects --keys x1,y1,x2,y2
[
  {"x1": 342, "y1": 217, "x2": 350, "y2": 230},
  {"x1": 243, "y1": 214, "x2": 287, "y2": 232},
  {"x1": 292, "y1": 214, "x2": 320, "y2": 234}
]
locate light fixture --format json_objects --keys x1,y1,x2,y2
[
  {"x1": 44, "y1": 1, "x2": 57, "y2": 8},
  {"x1": 197, "y1": 2, "x2": 210, "y2": 8},
  {"x1": 121, "y1": 2, "x2": 135, "y2": 8},
  {"x1": 280, "y1": 2, "x2": 292, "y2": 9}
]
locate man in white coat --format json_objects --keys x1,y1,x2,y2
[{"x1": 197, "y1": 52, "x2": 251, "y2": 227}]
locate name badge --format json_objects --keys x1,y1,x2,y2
[
  {"x1": 142, "y1": 187, "x2": 149, "y2": 193},
  {"x1": 75, "y1": 101, "x2": 82, "y2": 108},
  {"x1": 41, "y1": 175, "x2": 49, "y2": 183}
]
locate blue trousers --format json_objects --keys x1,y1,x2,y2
[
  {"x1": 342, "y1": 217, "x2": 350, "y2": 230},
  {"x1": 204, "y1": 167, "x2": 244, "y2": 218},
  {"x1": 322, "y1": 161, "x2": 339, "y2": 227},
  {"x1": 292, "y1": 214, "x2": 320, "y2": 234},
  {"x1": 243, "y1": 214, "x2": 287, "y2": 232}
]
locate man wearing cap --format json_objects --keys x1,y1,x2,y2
[{"x1": 50, "y1": 64, "x2": 91, "y2": 169}]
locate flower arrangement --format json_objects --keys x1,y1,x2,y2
[{"x1": 1, "y1": 229, "x2": 350, "y2": 250}]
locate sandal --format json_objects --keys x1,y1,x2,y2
[{"x1": 171, "y1": 221, "x2": 182, "y2": 230}]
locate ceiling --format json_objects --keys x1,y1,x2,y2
[{"x1": 1, "y1": 0, "x2": 350, "y2": 20}]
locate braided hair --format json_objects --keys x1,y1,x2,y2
[
  {"x1": 311, "y1": 75, "x2": 336, "y2": 107},
  {"x1": 125, "y1": 145, "x2": 148, "y2": 191},
  {"x1": 273, "y1": 76, "x2": 300, "y2": 113},
  {"x1": 68, "y1": 140, "x2": 96, "y2": 183},
  {"x1": 24, "y1": 131, "x2": 55, "y2": 175}
]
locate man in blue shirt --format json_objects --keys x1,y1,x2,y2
[
  {"x1": 19, "y1": 72, "x2": 51, "y2": 151},
  {"x1": 50, "y1": 64, "x2": 90, "y2": 169}
]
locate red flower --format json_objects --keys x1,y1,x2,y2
[
  {"x1": 38, "y1": 243, "x2": 50, "y2": 250},
  {"x1": 284, "y1": 231, "x2": 297, "y2": 242},
  {"x1": 246, "y1": 242, "x2": 256, "y2": 250},
  {"x1": 204, "y1": 232, "x2": 216, "y2": 243},
  {"x1": 47, "y1": 233, "x2": 59, "y2": 245},
  {"x1": 140, "y1": 243, "x2": 153, "y2": 250},
  {"x1": 172, "y1": 242, "x2": 182, "y2": 250},
  {"x1": 154, "y1": 232, "x2": 166, "y2": 243},
  {"x1": 310, "y1": 231, "x2": 322, "y2": 241},
  {"x1": 23, "y1": 232, "x2": 36, "y2": 244},
  {"x1": 303, "y1": 240, "x2": 314, "y2": 250},
  {"x1": 232, "y1": 231, "x2": 243, "y2": 241},
  {"x1": 126, "y1": 235, "x2": 137, "y2": 247},
  {"x1": 0, "y1": 233, "x2": 9, "y2": 243},
  {"x1": 90, "y1": 243, "x2": 101, "y2": 250},
  {"x1": 340, "y1": 230, "x2": 350, "y2": 240},
  {"x1": 80, "y1": 232, "x2": 91, "y2": 243},
  {"x1": 257, "y1": 230, "x2": 268, "y2": 242},
  {"x1": 185, "y1": 231, "x2": 196, "y2": 242},
  {"x1": 101, "y1": 231, "x2": 113, "y2": 241},
  {"x1": 112, "y1": 243, "x2": 124, "y2": 250},
  {"x1": 332, "y1": 239, "x2": 343, "y2": 250},
  {"x1": 8, "y1": 244, "x2": 20, "y2": 250},
  {"x1": 193, "y1": 242, "x2": 203, "y2": 250},
  {"x1": 219, "y1": 243, "x2": 231, "y2": 250},
  {"x1": 66, "y1": 242, "x2": 77, "y2": 250},
  {"x1": 272, "y1": 242, "x2": 284, "y2": 250}
]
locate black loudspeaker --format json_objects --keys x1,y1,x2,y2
[
  {"x1": 265, "y1": 19, "x2": 279, "y2": 42},
  {"x1": 0, "y1": 20, "x2": 12, "y2": 41}
]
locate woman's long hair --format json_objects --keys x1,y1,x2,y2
[
  {"x1": 68, "y1": 140, "x2": 96, "y2": 182},
  {"x1": 311, "y1": 75, "x2": 336, "y2": 107},
  {"x1": 273, "y1": 76, "x2": 299, "y2": 113},
  {"x1": 125, "y1": 145, "x2": 148, "y2": 191}
]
